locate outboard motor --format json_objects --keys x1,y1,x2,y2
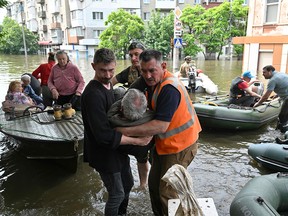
[{"x1": 188, "y1": 68, "x2": 197, "y2": 93}]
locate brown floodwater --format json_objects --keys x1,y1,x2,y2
[{"x1": 0, "y1": 54, "x2": 281, "y2": 215}]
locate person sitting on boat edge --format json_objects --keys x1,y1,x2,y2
[
  {"x1": 21, "y1": 74, "x2": 44, "y2": 106},
  {"x1": 254, "y1": 65, "x2": 288, "y2": 133},
  {"x1": 229, "y1": 71, "x2": 262, "y2": 107},
  {"x1": 2, "y1": 80, "x2": 35, "y2": 114},
  {"x1": 48, "y1": 50, "x2": 85, "y2": 110}
]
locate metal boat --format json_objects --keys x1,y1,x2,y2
[{"x1": 0, "y1": 109, "x2": 84, "y2": 173}]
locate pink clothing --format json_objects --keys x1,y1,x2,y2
[
  {"x1": 48, "y1": 62, "x2": 85, "y2": 96},
  {"x1": 5, "y1": 92, "x2": 33, "y2": 105}
]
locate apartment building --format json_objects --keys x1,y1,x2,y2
[
  {"x1": 233, "y1": 0, "x2": 288, "y2": 73},
  {"x1": 5, "y1": 0, "x2": 225, "y2": 58}
]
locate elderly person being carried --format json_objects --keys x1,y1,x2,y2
[{"x1": 109, "y1": 88, "x2": 153, "y2": 127}]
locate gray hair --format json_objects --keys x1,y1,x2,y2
[
  {"x1": 121, "y1": 89, "x2": 147, "y2": 121},
  {"x1": 21, "y1": 74, "x2": 31, "y2": 81}
]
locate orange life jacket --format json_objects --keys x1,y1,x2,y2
[{"x1": 151, "y1": 71, "x2": 202, "y2": 155}]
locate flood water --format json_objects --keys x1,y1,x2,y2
[{"x1": 0, "y1": 54, "x2": 282, "y2": 215}]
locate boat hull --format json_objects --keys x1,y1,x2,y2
[
  {"x1": 193, "y1": 98, "x2": 281, "y2": 130},
  {"x1": 248, "y1": 143, "x2": 288, "y2": 172},
  {"x1": 230, "y1": 173, "x2": 288, "y2": 216},
  {"x1": 0, "y1": 110, "x2": 84, "y2": 173}
]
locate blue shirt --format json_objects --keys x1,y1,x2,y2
[
  {"x1": 23, "y1": 84, "x2": 43, "y2": 104},
  {"x1": 267, "y1": 71, "x2": 288, "y2": 99}
]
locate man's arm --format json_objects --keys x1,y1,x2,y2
[
  {"x1": 117, "y1": 119, "x2": 170, "y2": 137},
  {"x1": 253, "y1": 90, "x2": 273, "y2": 107},
  {"x1": 244, "y1": 87, "x2": 261, "y2": 98}
]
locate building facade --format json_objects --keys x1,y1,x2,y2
[
  {"x1": 233, "y1": 0, "x2": 288, "y2": 74},
  {"x1": 5, "y1": 0, "x2": 227, "y2": 58}
]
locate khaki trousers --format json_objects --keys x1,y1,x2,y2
[{"x1": 148, "y1": 143, "x2": 198, "y2": 216}]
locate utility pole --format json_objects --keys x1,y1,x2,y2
[
  {"x1": 19, "y1": 1, "x2": 28, "y2": 69},
  {"x1": 172, "y1": 4, "x2": 183, "y2": 73}
]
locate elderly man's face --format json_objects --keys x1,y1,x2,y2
[{"x1": 140, "y1": 58, "x2": 165, "y2": 87}]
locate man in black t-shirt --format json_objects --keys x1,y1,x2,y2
[{"x1": 111, "y1": 41, "x2": 145, "y2": 87}]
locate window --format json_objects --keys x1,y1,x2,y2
[
  {"x1": 144, "y1": 12, "x2": 150, "y2": 21},
  {"x1": 93, "y1": 30, "x2": 103, "y2": 38},
  {"x1": 125, "y1": 9, "x2": 136, "y2": 15},
  {"x1": 143, "y1": 0, "x2": 150, "y2": 3},
  {"x1": 71, "y1": 11, "x2": 76, "y2": 19},
  {"x1": 92, "y1": 12, "x2": 103, "y2": 20},
  {"x1": 265, "y1": 0, "x2": 279, "y2": 23},
  {"x1": 179, "y1": 0, "x2": 185, "y2": 3}
]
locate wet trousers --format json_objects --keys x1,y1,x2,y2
[
  {"x1": 279, "y1": 97, "x2": 288, "y2": 124},
  {"x1": 148, "y1": 143, "x2": 198, "y2": 216},
  {"x1": 99, "y1": 160, "x2": 134, "y2": 216}
]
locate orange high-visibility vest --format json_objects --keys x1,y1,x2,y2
[{"x1": 151, "y1": 71, "x2": 202, "y2": 155}]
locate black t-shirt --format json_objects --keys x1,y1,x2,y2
[{"x1": 116, "y1": 66, "x2": 141, "y2": 87}]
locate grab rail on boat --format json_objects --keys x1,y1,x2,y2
[{"x1": 253, "y1": 98, "x2": 282, "y2": 113}]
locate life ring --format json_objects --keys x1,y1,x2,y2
[
  {"x1": 230, "y1": 172, "x2": 288, "y2": 216},
  {"x1": 203, "y1": 101, "x2": 218, "y2": 106}
]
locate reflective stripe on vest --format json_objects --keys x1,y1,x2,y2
[{"x1": 152, "y1": 75, "x2": 196, "y2": 139}]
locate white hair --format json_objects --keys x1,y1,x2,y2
[
  {"x1": 121, "y1": 88, "x2": 147, "y2": 121},
  {"x1": 21, "y1": 74, "x2": 31, "y2": 82}
]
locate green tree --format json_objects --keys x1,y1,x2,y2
[
  {"x1": 180, "y1": 5, "x2": 205, "y2": 58},
  {"x1": 144, "y1": 10, "x2": 174, "y2": 58},
  {"x1": 99, "y1": 9, "x2": 144, "y2": 59},
  {"x1": 0, "y1": 0, "x2": 8, "y2": 8},
  {"x1": 0, "y1": 17, "x2": 39, "y2": 54},
  {"x1": 181, "y1": 1, "x2": 248, "y2": 60}
]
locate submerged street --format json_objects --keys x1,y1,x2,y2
[{"x1": 0, "y1": 54, "x2": 281, "y2": 215}]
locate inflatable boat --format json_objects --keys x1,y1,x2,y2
[
  {"x1": 230, "y1": 173, "x2": 288, "y2": 216},
  {"x1": 193, "y1": 97, "x2": 281, "y2": 130},
  {"x1": 175, "y1": 71, "x2": 218, "y2": 95},
  {"x1": 248, "y1": 143, "x2": 288, "y2": 172}
]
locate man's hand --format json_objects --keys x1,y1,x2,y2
[
  {"x1": 51, "y1": 89, "x2": 59, "y2": 100},
  {"x1": 134, "y1": 136, "x2": 153, "y2": 146}
]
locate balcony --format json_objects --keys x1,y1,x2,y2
[
  {"x1": 42, "y1": 25, "x2": 47, "y2": 32},
  {"x1": 38, "y1": 11, "x2": 46, "y2": 19},
  {"x1": 36, "y1": 0, "x2": 45, "y2": 4},
  {"x1": 51, "y1": 22, "x2": 61, "y2": 29},
  {"x1": 51, "y1": 3, "x2": 60, "y2": 14}
]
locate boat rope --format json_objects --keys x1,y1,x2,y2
[{"x1": 256, "y1": 197, "x2": 279, "y2": 215}]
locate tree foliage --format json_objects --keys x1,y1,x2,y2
[
  {"x1": 181, "y1": 0, "x2": 248, "y2": 60},
  {"x1": 0, "y1": 17, "x2": 39, "y2": 54},
  {"x1": 144, "y1": 10, "x2": 174, "y2": 58},
  {"x1": 0, "y1": 0, "x2": 8, "y2": 8},
  {"x1": 99, "y1": 9, "x2": 144, "y2": 59}
]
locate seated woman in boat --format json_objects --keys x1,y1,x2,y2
[
  {"x1": 229, "y1": 71, "x2": 262, "y2": 107},
  {"x1": 2, "y1": 80, "x2": 36, "y2": 113},
  {"x1": 21, "y1": 74, "x2": 44, "y2": 106},
  {"x1": 5, "y1": 80, "x2": 35, "y2": 106}
]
